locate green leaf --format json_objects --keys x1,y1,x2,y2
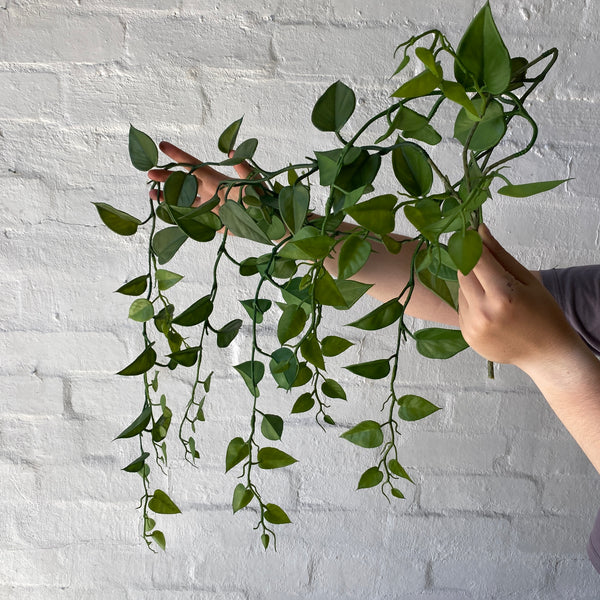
[
  {"x1": 217, "y1": 319, "x2": 243, "y2": 348},
  {"x1": 357, "y1": 467, "x2": 384, "y2": 489},
  {"x1": 311, "y1": 80, "x2": 356, "y2": 132},
  {"x1": 340, "y1": 420, "x2": 383, "y2": 448},
  {"x1": 93, "y1": 202, "x2": 141, "y2": 236},
  {"x1": 122, "y1": 451, "x2": 150, "y2": 472},
  {"x1": 348, "y1": 298, "x2": 402, "y2": 331},
  {"x1": 117, "y1": 345, "x2": 157, "y2": 376},
  {"x1": 128, "y1": 298, "x2": 154, "y2": 322},
  {"x1": 219, "y1": 200, "x2": 273, "y2": 245},
  {"x1": 417, "y1": 268, "x2": 459, "y2": 310},
  {"x1": 240, "y1": 298, "x2": 272, "y2": 324},
  {"x1": 454, "y1": 97, "x2": 506, "y2": 152},
  {"x1": 292, "y1": 363, "x2": 313, "y2": 387},
  {"x1": 261, "y1": 414, "x2": 284, "y2": 441},
  {"x1": 269, "y1": 347, "x2": 299, "y2": 391},
  {"x1": 391, "y1": 488, "x2": 405, "y2": 499},
  {"x1": 315, "y1": 148, "x2": 341, "y2": 186},
  {"x1": 279, "y1": 185, "x2": 310, "y2": 235},
  {"x1": 277, "y1": 304, "x2": 308, "y2": 344},
  {"x1": 129, "y1": 125, "x2": 158, "y2": 171},
  {"x1": 232, "y1": 484, "x2": 254, "y2": 514},
  {"x1": 321, "y1": 378, "x2": 346, "y2": 400},
  {"x1": 264, "y1": 503, "x2": 292, "y2": 524},
  {"x1": 391, "y1": 68, "x2": 439, "y2": 99},
  {"x1": 144, "y1": 517, "x2": 156, "y2": 533},
  {"x1": 164, "y1": 171, "x2": 198, "y2": 208},
  {"x1": 414, "y1": 327, "x2": 469, "y2": 359},
  {"x1": 398, "y1": 394, "x2": 441, "y2": 421},
  {"x1": 225, "y1": 437, "x2": 249, "y2": 472},
  {"x1": 403, "y1": 123, "x2": 442, "y2": 146},
  {"x1": 148, "y1": 489, "x2": 181, "y2": 514},
  {"x1": 232, "y1": 137, "x2": 258, "y2": 161},
  {"x1": 388, "y1": 459, "x2": 413, "y2": 483},
  {"x1": 156, "y1": 269, "x2": 183, "y2": 291},
  {"x1": 154, "y1": 304, "x2": 174, "y2": 335},
  {"x1": 344, "y1": 359, "x2": 390, "y2": 379},
  {"x1": 257, "y1": 447, "x2": 298, "y2": 470},
  {"x1": 167, "y1": 346, "x2": 200, "y2": 368},
  {"x1": 218, "y1": 117, "x2": 243, "y2": 154},
  {"x1": 234, "y1": 360, "x2": 265, "y2": 397},
  {"x1": 291, "y1": 392, "x2": 314, "y2": 414},
  {"x1": 338, "y1": 235, "x2": 371, "y2": 279},
  {"x1": 345, "y1": 194, "x2": 396, "y2": 234},
  {"x1": 497, "y1": 178, "x2": 571, "y2": 198},
  {"x1": 335, "y1": 279, "x2": 372, "y2": 309},
  {"x1": 151, "y1": 530, "x2": 166, "y2": 551},
  {"x1": 447, "y1": 229, "x2": 482, "y2": 275},
  {"x1": 115, "y1": 406, "x2": 152, "y2": 438},
  {"x1": 440, "y1": 80, "x2": 479, "y2": 117},
  {"x1": 300, "y1": 335, "x2": 325, "y2": 370},
  {"x1": 392, "y1": 142, "x2": 433, "y2": 197},
  {"x1": 152, "y1": 226, "x2": 188, "y2": 264},
  {"x1": 314, "y1": 271, "x2": 347, "y2": 307},
  {"x1": 282, "y1": 232, "x2": 337, "y2": 261},
  {"x1": 261, "y1": 534, "x2": 270, "y2": 550},
  {"x1": 172, "y1": 295, "x2": 213, "y2": 327},
  {"x1": 115, "y1": 275, "x2": 148, "y2": 296},
  {"x1": 454, "y1": 1, "x2": 511, "y2": 94},
  {"x1": 415, "y1": 46, "x2": 441, "y2": 76},
  {"x1": 321, "y1": 335, "x2": 353, "y2": 357}
]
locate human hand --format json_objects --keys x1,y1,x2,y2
[
  {"x1": 147, "y1": 141, "x2": 254, "y2": 209},
  {"x1": 457, "y1": 224, "x2": 585, "y2": 374}
]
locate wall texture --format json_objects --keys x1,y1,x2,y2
[{"x1": 1, "y1": 0, "x2": 599, "y2": 598}]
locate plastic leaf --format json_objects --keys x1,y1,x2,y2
[
  {"x1": 152, "y1": 226, "x2": 188, "y2": 264},
  {"x1": 311, "y1": 80, "x2": 356, "y2": 132},
  {"x1": 345, "y1": 194, "x2": 396, "y2": 234},
  {"x1": 261, "y1": 414, "x2": 284, "y2": 441},
  {"x1": 447, "y1": 229, "x2": 483, "y2": 275},
  {"x1": 217, "y1": 319, "x2": 243, "y2": 348},
  {"x1": 321, "y1": 335, "x2": 354, "y2": 357},
  {"x1": 218, "y1": 117, "x2": 243, "y2": 154},
  {"x1": 321, "y1": 378, "x2": 346, "y2": 400},
  {"x1": 264, "y1": 503, "x2": 292, "y2": 524},
  {"x1": 277, "y1": 304, "x2": 308, "y2": 344},
  {"x1": 151, "y1": 530, "x2": 166, "y2": 551},
  {"x1": 388, "y1": 459, "x2": 414, "y2": 483},
  {"x1": 115, "y1": 275, "x2": 148, "y2": 296},
  {"x1": 454, "y1": 98, "x2": 506, "y2": 152},
  {"x1": 232, "y1": 484, "x2": 254, "y2": 513},
  {"x1": 497, "y1": 178, "x2": 571, "y2": 198},
  {"x1": 300, "y1": 335, "x2": 325, "y2": 370},
  {"x1": 338, "y1": 235, "x2": 371, "y2": 279},
  {"x1": 414, "y1": 327, "x2": 469, "y2": 359},
  {"x1": 391, "y1": 68, "x2": 439, "y2": 99},
  {"x1": 291, "y1": 393, "x2": 314, "y2": 414},
  {"x1": 348, "y1": 298, "x2": 402, "y2": 330},
  {"x1": 155, "y1": 269, "x2": 183, "y2": 291},
  {"x1": 392, "y1": 142, "x2": 433, "y2": 197},
  {"x1": 344, "y1": 359, "x2": 390, "y2": 379},
  {"x1": 172, "y1": 296, "x2": 213, "y2": 327},
  {"x1": 398, "y1": 394, "x2": 441, "y2": 421},
  {"x1": 225, "y1": 437, "x2": 250, "y2": 472},
  {"x1": 128, "y1": 298, "x2": 154, "y2": 322},
  {"x1": 257, "y1": 447, "x2": 298, "y2": 470},
  {"x1": 357, "y1": 467, "x2": 384, "y2": 489},
  {"x1": 234, "y1": 361, "x2": 265, "y2": 397},
  {"x1": 279, "y1": 185, "x2": 310, "y2": 235},
  {"x1": 340, "y1": 420, "x2": 383, "y2": 448},
  {"x1": 93, "y1": 202, "x2": 141, "y2": 236},
  {"x1": 117, "y1": 345, "x2": 157, "y2": 376},
  {"x1": 219, "y1": 200, "x2": 273, "y2": 245},
  {"x1": 148, "y1": 489, "x2": 181, "y2": 514},
  {"x1": 129, "y1": 125, "x2": 158, "y2": 171},
  {"x1": 269, "y1": 348, "x2": 299, "y2": 391}
]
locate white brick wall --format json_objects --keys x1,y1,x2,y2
[{"x1": 1, "y1": 0, "x2": 599, "y2": 598}]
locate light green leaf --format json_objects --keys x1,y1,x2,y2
[
  {"x1": 357, "y1": 467, "x2": 384, "y2": 489},
  {"x1": 454, "y1": 97, "x2": 506, "y2": 152},
  {"x1": 261, "y1": 534, "x2": 270, "y2": 550},
  {"x1": 128, "y1": 298, "x2": 154, "y2": 322},
  {"x1": 232, "y1": 484, "x2": 254, "y2": 513},
  {"x1": 300, "y1": 335, "x2": 325, "y2": 370},
  {"x1": 391, "y1": 488, "x2": 405, "y2": 499},
  {"x1": 398, "y1": 394, "x2": 441, "y2": 421},
  {"x1": 417, "y1": 268, "x2": 459, "y2": 310},
  {"x1": 497, "y1": 178, "x2": 571, "y2": 197},
  {"x1": 151, "y1": 530, "x2": 166, "y2": 551},
  {"x1": 440, "y1": 80, "x2": 479, "y2": 117},
  {"x1": 261, "y1": 414, "x2": 284, "y2": 441},
  {"x1": 388, "y1": 459, "x2": 413, "y2": 483},
  {"x1": 148, "y1": 489, "x2": 181, "y2": 514},
  {"x1": 414, "y1": 327, "x2": 469, "y2": 359},
  {"x1": 156, "y1": 269, "x2": 183, "y2": 291},
  {"x1": 447, "y1": 229, "x2": 482, "y2": 275},
  {"x1": 257, "y1": 447, "x2": 298, "y2": 470},
  {"x1": 340, "y1": 420, "x2": 383, "y2": 448},
  {"x1": 264, "y1": 503, "x2": 292, "y2": 524},
  {"x1": 129, "y1": 125, "x2": 158, "y2": 171},
  {"x1": 391, "y1": 68, "x2": 439, "y2": 99},
  {"x1": 93, "y1": 202, "x2": 141, "y2": 236},
  {"x1": 311, "y1": 80, "x2": 356, "y2": 132},
  {"x1": 345, "y1": 194, "x2": 396, "y2": 234}
]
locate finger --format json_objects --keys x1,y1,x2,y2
[
  {"x1": 149, "y1": 189, "x2": 163, "y2": 203},
  {"x1": 478, "y1": 224, "x2": 534, "y2": 284},
  {"x1": 457, "y1": 267, "x2": 484, "y2": 303},
  {"x1": 159, "y1": 141, "x2": 201, "y2": 166},
  {"x1": 148, "y1": 168, "x2": 171, "y2": 183},
  {"x1": 229, "y1": 150, "x2": 255, "y2": 180},
  {"x1": 469, "y1": 243, "x2": 520, "y2": 297}
]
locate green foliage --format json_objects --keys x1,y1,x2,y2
[{"x1": 100, "y1": 3, "x2": 565, "y2": 551}]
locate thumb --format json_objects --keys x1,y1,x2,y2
[
  {"x1": 478, "y1": 224, "x2": 534, "y2": 284},
  {"x1": 229, "y1": 150, "x2": 254, "y2": 179}
]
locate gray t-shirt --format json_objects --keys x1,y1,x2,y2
[{"x1": 540, "y1": 266, "x2": 600, "y2": 573}]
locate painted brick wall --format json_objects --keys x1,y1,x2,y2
[{"x1": 1, "y1": 0, "x2": 599, "y2": 598}]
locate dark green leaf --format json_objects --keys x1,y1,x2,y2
[
  {"x1": 321, "y1": 378, "x2": 346, "y2": 400},
  {"x1": 261, "y1": 534, "x2": 270, "y2": 550},
  {"x1": 233, "y1": 137, "x2": 258, "y2": 161},
  {"x1": 314, "y1": 271, "x2": 347, "y2": 307},
  {"x1": 154, "y1": 304, "x2": 174, "y2": 335},
  {"x1": 117, "y1": 345, "x2": 156, "y2": 376},
  {"x1": 454, "y1": 2, "x2": 511, "y2": 94},
  {"x1": 234, "y1": 361, "x2": 265, "y2": 397},
  {"x1": 167, "y1": 346, "x2": 200, "y2": 367},
  {"x1": 261, "y1": 414, "x2": 284, "y2": 441},
  {"x1": 345, "y1": 194, "x2": 396, "y2": 234},
  {"x1": 497, "y1": 178, "x2": 571, "y2": 198},
  {"x1": 335, "y1": 279, "x2": 372, "y2": 309},
  {"x1": 340, "y1": 420, "x2": 383, "y2": 448},
  {"x1": 398, "y1": 394, "x2": 441, "y2": 421},
  {"x1": 279, "y1": 185, "x2": 310, "y2": 234},
  {"x1": 414, "y1": 327, "x2": 469, "y2": 359},
  {"x1": 321, "y1": 335, "x2": 354, "y2": 357},
  {"x1": 454, "y1": 98, "x2": 506, "y2": 152},
  {"x1": 115, "y1": 406, "x2": 152, "y2": 438},
  {"x1": 240, "y1": 298, "x2": 272, "y2": 324},
  {"x1": 164, "y1": 171, "x2": 198, "y2": 208},
  {"x1": 291, "y1": 392, "x2": 314, "y2": 414},
  {"x1": 277, "y1": 304, "x2": 308, "y2": 344},
  {"x1": 338, "y1": 235, "x2": 371, "y2": 279},
  {"x1": 315, "y1": 148, "x2": 341, "y2": 186},
  {"x1": 392, "y1": 142, "x2": 433, "y2": 197},
  {"x1": 344, "y1": 359, "x2": 390, "y2": 379},
  {"x1": 311, "y1": 80, "x2": 356, "y2": 132},
  {"x1": 172, "y1": 295, "x2": 213, "y2": 327},
  {"x1": 217, "y1": 319, "x2": 243, "y2": 348},
  {"x1": 417, "y1": 268, "x2": 459, "y2": 310},
  {"x1": 219, "y1": 200, "x2": 273, "y2": 245},
  {"x1": 269, "y1": 347, "x2": 299, "y2": 390},
  {"x1": 225, "y1": 437, "x2": 249, "y2": 472},
  {"x1": 148, "y1": 489, "x2": 181, "y2": 514},
  {"x1": 264, "y1": 503, "x2": 292, "y2": 524},
  {"x1": 348, "y1": 298, "x2": 402, "y2": 330},
  {"x1": 218, "y1": 117, "x2": 243, "y2": 154},
  {"x1": 152, "y1": 226, "x2": 188, "y2": 264},
  {"x1": 122, "y1": 452, "x2": 151, "y2": 473},
  {"x1": 257, "y1": 447, "x2": 298, "y2": 470},
  {"x1": 156, "y1": 269, "x2": 183, "y2": 291},
  {"x1": 388, "y1": 459, "x2": 413, "y2": 483},
  {"x1": 291, "y1": 363, "x2": 313, "y2": 387},
  {"x1": 129, "y1": 125, "x2": 158, "y2": 171},
  {"x1": 93, "y1": 202, "x2": 141, "y2": 236},
  {"x1": 232, "y1": 484, "x2": 254, "y2": 513},
  {"x1": 300, "y1": 335, "x2": 325, "y2": 370},
  {"x1": 391, "y1": 488, "x2": 405, "y2": 499},
  {"x1": 357, "y1": 467, "x2": 384, "y2": 489},
  {"x1": 403, "y1": 123, "x2": 442, "y2": 146},
  {"x1": 447, "y1": 229, "x2": 482, "y2": 275},
  {"x1": 151, "y1": 530, "x2": 166, "y2": 551},
  {"x1": 115, "y1": 275, "x2": 148, "y2": 296},
  {"x1": 282, "y1": 233, "x2": 336, "y2": 261},
  {"x1": 128, "y1": 298, "x2": 154, "y2": 322}
]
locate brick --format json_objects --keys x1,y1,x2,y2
[
  {"x1": 0, "y1": 176, "x2": 57, "y2": 225},
  {"x1": 0, "y1": 375, "x2": 63, "y2": 415},
  {"x1": 0, "y1": 549, "x2": 70, "y2": 586},
  {"x1": 555, "y1": 559, "x2": 600, "y2": 599},
  {"x1": 420, "y1": 475, "x2": 538, "y2": 514},
  {"x1": 0, "y1": 12, "x2": 124, "y2": 63},
  {"x1": 542, "y1": 475, "x2": 600, "y2": 518},
  {"x1": 0, "y1": 71, "x2": 61, "y2": 121}
]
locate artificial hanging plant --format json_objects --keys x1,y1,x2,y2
[{"x1": 95, "y1": 2, "x2": 567, "y2": 551}]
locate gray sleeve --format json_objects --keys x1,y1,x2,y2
[{"x1": 540, "y1": 266, "x2": 600, "y2": 357}]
